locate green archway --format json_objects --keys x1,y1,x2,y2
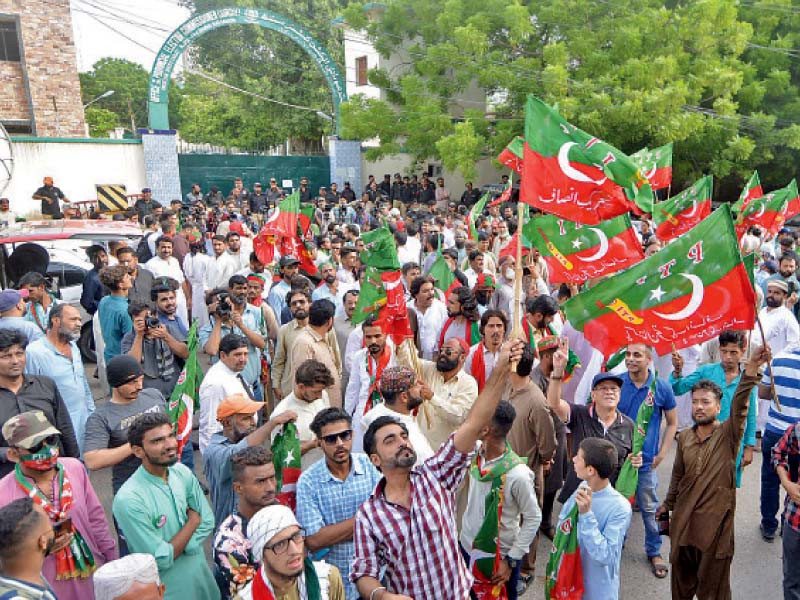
[{"x1": 148, "y1": 7, "x2": 347, "y2": 134}]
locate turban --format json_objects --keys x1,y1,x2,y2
[
  {"x1": 380, "y1": 366, "x2": 416, "y2": 394},
  {"x1": 248, "y1": 504, "x2": 299, "y2": 561},
  {"x1": 93, "y1": 554, "x2": 160, "y2": 600}
]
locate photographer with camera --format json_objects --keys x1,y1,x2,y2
[{"x1": 200, "y1": 286, "x2": 267, "y2": 403}]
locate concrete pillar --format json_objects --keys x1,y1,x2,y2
[
  {"x1": 328, "y1": 137, "x2": 362, "y2": 191},
  {"x1": 141, "y1": 131, "x2": 182, "y2": 204}
]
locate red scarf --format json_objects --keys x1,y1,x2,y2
[
  {"x1": 438, "y1": 317, "x2": 481, "y2": 351},
  {"x1": 365, "y1": 346, "x2": 392, "y2": 413},
  {"x1": 470, "y1": 342, "x2": 487, "y2": 393}
]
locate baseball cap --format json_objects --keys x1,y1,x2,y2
[
  {"x1": 0, "y1": 289, "x2": 27, "y2": 312},
  {"x1": 2, "y1": 410, "x2": 60, "y2": 449},
  {"x1": 279, "y1": 255, "x2": 300, "y2": 267},
  {"x1": 217, "y1": 394, "x2": 265, "y2": 421},
  {"x1": 591, "y1": 372, "x2": 624, "y2": 390},
  {"x1": 142, "y1": 187, "x2": 151, "y2": 194},
  {"x1": 254, "y1": 182, "x2": 262, "y2": 187}
]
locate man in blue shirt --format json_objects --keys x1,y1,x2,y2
[
  {"x1": 97, "y1": 265, "x2": 133, "y2": 365},
  {"x1": 80, "y1": 244, "x2": 108, "y2": 316},
  {"x1": 617, "y1": 343, "x2": 676, "y2": 578},
  {"x1": 670, "y1": 330, "x2": 757, "y2": 488},
  {"x1": 0, "y1": 289, "x2": 43, "y2": 344},
  {"x1": 557, "y1": 437, "x2": 632, "y2": 600},
  {"x1": 296, "y1": 407, "x2": 381, "y2": 600}
]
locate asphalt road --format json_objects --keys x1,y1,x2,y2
[{"x1": 84, "y1": 369, "x2": 784, "y2": 599}]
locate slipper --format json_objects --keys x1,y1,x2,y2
[
  {"x1": 649, "y1": 555, "x2": 668, "y2": 578},
  {"x1": 516, "y1": 573, "x2": 533, "y2": 595}
]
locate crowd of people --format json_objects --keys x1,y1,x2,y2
[{"x1": 0, "y1": 173, "x2": 797, "y2": 600}]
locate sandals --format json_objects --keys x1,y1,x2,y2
[
  {"x1": 649, "y1": 555, "x2": 668, "y2": 578},
  {"x1": 516, "y1": 573, "x2": 533, "y2": 595}
]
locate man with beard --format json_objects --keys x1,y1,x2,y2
[
  {"x1": 752, "y1": 279, "x2": 799, "y2": 358},
  {"x1": 438, "y1": 286, "x2": 482, "y2": 349},
  {"x1": 521, "y1": 295, "x2": 560, "y2": 349},
  {"x1": 226, "y1": 232, "x2": 249, "y2": 272},
  {"x1": 208, "y1": 235, "x2": 239, "y2": 290},
  {"x1": 345, "y1": 316, "x2": 397, "y2": 452},
  {"x1": 272, "y1": 289, "x2": 312, "y2": 402},
  {"x1": 313, "y1": 262, "x2": 347, "y2": 310},
  {"x1": 203, "y1": 394, "x2": 297, "y2": 530},
  {"x1": 398, "y1": 336, "x2": 479, "y2": 451},
  {"x1": 363, "y1": 366, "x2": 434, "y2": 465},
  {"x1": 334, "y1": 290, "x2": 359, "y2": 388},
  {"x1": 409, "y1": 276, "x2": 448, "y2": 360},
  {"x1": 18, "y1": 272, "x2": 59, "y2": 336},
  {"x1": 464, "y1": 309, "x2": 507, "y2": 393},
  {"x1": 213, "y1": 446, "x2": 279, "y2": 599},
  {"x1": 657, "y1": 347, "x2": 769, "y2": 600},
  {"x1": 297, "y1": 408, "x2": 382, "y2": 600},
  {"x1": 117, "y1": 246, "x2": 156, "y2": 309},
  {"x1": 267, "y1": 256, "x2": 301, "y2": 326},
  {"x1": 25, "y1": 304, "x2": 94, "y2": 453},
  {"x1": 292, "y1": 300, "x2": 343, "y2": 408},
  {"x1": 144, "y1": 236, "x2": 191, "y2": 326},
  {"x1": 113, "y1": 413, "x2": 219, "y2": 600},
  {"x1": 0, "y1": 498, "x2": 57, "y2": 599},
  {"x1": 0, "y1": 411, "x2": 118, "y2": 600},
  {"x1": 351, "y1": 339, "x2": 523, "y2": 600}
]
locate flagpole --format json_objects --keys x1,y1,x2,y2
[
  {"x1": 511, "y1": 172, "x2": 524, "y2": 369},
  {"x1": 756, "y1": 312, "x2": 782, "y2": 412}
]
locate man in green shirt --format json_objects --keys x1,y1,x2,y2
[{"x1": 113, "y1": 412, "x2": 220, "y2": 600}]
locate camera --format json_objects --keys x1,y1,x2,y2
[
  {"x1": 215, "y1": 292, "x2": 232, "y2": 318},
  {"x1": 145, "y1": 316, "x2": 161, "y2": 329}
]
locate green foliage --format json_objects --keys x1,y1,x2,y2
[
  {"x1": 176, "y1": 0, "x2": 347, "y2": 149},
  {"x1": 79, "y1": 58, "x2": 182, "y2": 134},
  {"x1": 84, "y1": 107, "x2": 119, "y2": 138},
  {"x1": 341, "y1": 0, "x2": 800, "y2": 197}
]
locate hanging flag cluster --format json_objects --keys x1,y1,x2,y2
[{"x1": 253, "y1": 190, "x2": 317, "y2": 275}]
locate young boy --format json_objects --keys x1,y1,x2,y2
[{"x1": 556, "y1": 437, "x2": 632, "y2": 600}]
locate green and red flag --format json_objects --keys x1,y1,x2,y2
[
  {"x1": 735, "y1": 171, "x2": 763, "y2": 212},
  {"x1": 563, "y1": 204, "x2": 756, "y2": 357},
  {"x1": 429, "y1": 251, "x2": 461, "y2": 298},
  {"x1": 735, "y1": 179, "x2": 800, "y2": 238},
  {"x1": 631, "y1": 143, "x2": 673, "y2": 191},
  {"x1": 167, "y1": 320, "x2": 200, "y2": 456},
  {"x1": 545, "y1": 502, "x2": 583, "y2": 600},
  {"x1": 299, "y1": 203, "x2": 315, "y2": 240},
  {"x1": 522, "y1": 213, "x2": 644, "y2": 284},
  {"x1": 653, "y1": 176, "x2": 713, "y2": 242},
  {"x1": 497, "y1": 135, "x2": 524, "y2": 173},
  {"x1": 254, "y1": 190, "x2": 300, "y2": 265},
  {"x1": 498, "y1": 231, "x2": 530, "y2": 260},
  {"x1": 489, "y1": 182, "x2": 514, "y2": 208},
  {"x1": 360, "y1": 226, "x2": 401, "y2": 271},
  {"x1": 272, "y1": 421, "x2": 302, "y2": 511},
  {"x1": 468, "y1": 192, "x2": 490, "y2": 241},
  {"x1": 520, "y1": 95, "x2": 653, "y2": 224},
  {"x1": 615, "y1": 375, "x2": 657, "y2": 503}
]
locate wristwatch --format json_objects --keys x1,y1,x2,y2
[{"x1": 505, "y1": 556, "x2": 520, "y2": 569}]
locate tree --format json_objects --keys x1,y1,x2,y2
[
  {"x1": 84, "y1": 107, "x2": 119, "y2": 138},
  {"x1": 340, "y1": 0, "x2": 800, "y2": 197},
  {"x1": 79, "y1": 58, "x2": 183, "y2": 135},
  {"x1": 176, "y1": 0, "x2": 348, "y2": 151}
]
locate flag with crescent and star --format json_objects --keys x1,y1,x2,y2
[
  {"x1": 733, "y1": 171, "x2": 763, "y2": 213},
  {"x1": 653, "y1": 175, "x2": 713, "y2": 242},
  {"x1": 271, "y1": 421, "x2": 302, "y2": 511},
  {"x1": 497, "y1": 135, "x2": 524, "y2": 173},
  {"x1": 734, "y1": 179, "x2": 800, "y2": 239},
  {"x1": 615, "y1": 375, "x2": 657, "y2": 503},
  {"x1": 254, "y1": 190, "x2": 300, "y2": 265},
  {"x1": 521, "y1": 213, "x2": 644, "y2": 284},
  {"x1": 545, "y1": 502, "x2": 583, "y2": 600},
  {"x1": 563, "y1": 205, "x2": 756, "y2": 357},
  {"x1": 631, "y1": 142, "x2": 673, "y2": 191},
  {"x1": 519, "y1": 95, "x2": 653, "y2": 224}
]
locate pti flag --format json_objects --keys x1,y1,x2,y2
[
  {"x1": 653, "y1": 176, "x2": 713, "y2": 242},
  {"x1": 545, "y1": 503, "x2": 583, "y2": 600},
  {"x1": 497, "y1": 136, "x2": 524, "y2": 173},
  {"x1": 615, "y1": 375, "x2": 657, "y2": 503},
  {"x1": 631, "y1": 143, "x2": 673, "y2": 191},
  {"x1": 167, "y1": 320, "x2": 200, "y2": 456},
  {"x1": 735, "y1": 179, "x2": 800, "y2": 238},
  {"x1": 468, "y1": 192, "x2": 490, "y2": 241},
  {"x1": 563, "y1": 205, "x2": 756, "y2": 357},
  {"x1": 520, "y1": 95, "x2": 653, "y2": 224},
  {"x1": 429, "y1": 251, "x2": 461, "y2": 297},
  {"x1": 272, "y1": 422, "x2": 302, "y2": 511},
  {"x1": 351, "y1": 267, "x2": 413, "y2": 344},
  {"x1": 522, "y1": 213, "x2": 644, "y2": 283},
  {"x1": 736, "y1": 171, "x2": 763, "y2": 211},
  {"x1": 254, "y1": 190, "x2": 300, "y2": 264}
]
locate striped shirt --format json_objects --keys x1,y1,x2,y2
[
  {"x1": 351, "y1": 434, "x2": 474, "y2": 599},
  {"x1": 762, "y1": 347, "x2": 800, "y2": 436}
]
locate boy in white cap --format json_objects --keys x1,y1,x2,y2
[
  {"x1": 94, "y1": 553, "x2": 164, "y2": 600},
  {"x1": 239, "y1": 504, "x2": 345, "y2": 600}
]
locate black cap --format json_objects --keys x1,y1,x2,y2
[
  {"x1": 279, "y1": 255, "x2": 300, "y2": 267},
  {"x1": 107, "y1": 355, "x2": 143, "y2": 388}
]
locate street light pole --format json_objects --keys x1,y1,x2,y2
[{"x1": 83, "y1": 90, "x2": 115, "y2": 109}]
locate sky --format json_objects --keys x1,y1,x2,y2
[{"x1": 70, "y1": 0, "x2": 190, "y2": 72}]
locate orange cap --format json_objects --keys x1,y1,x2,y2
[{"x1": 216, "y1": 394, "x2": 265, "y2": 422}]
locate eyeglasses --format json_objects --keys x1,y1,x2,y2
[
  {"x1": 26, "y1": 435, "x2": 59, "y2": 454},
  {"x1": 320, "y1": 429, "x2": 353, "y2": 445},
  {"x1": 265, "y1": 528, "x2": 306, "y2": 554},
  {"x1": 440, "y1": 348, "x2": 463, "y2": 358}
]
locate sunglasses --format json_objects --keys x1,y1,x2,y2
[
  {"x1": 26, "y1": 435, "x2": 59, "y2": 454},
  {"x1": 320, "y1": 429, "x2": 353, "y2": 445},
  {"x1": 440, "y1": 348, "x2": 463, "y2": 358}
]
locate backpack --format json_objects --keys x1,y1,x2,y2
[{"x1": 136, "y1": 232, "x2": 155, "y2": 263}]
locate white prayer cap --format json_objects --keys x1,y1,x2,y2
[
  {"x1": 248, "y1": 504, "x2": 299, "y2": 561},
  {"x1": 93, "y1": 554, "x2": 160, "y2": 600}
]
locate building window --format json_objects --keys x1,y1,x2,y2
[
  {"x1": 356, "y1": 56, "x2": 368, "y2": 86},
  {"x1": 0, "y1": 21, "x2": 20, "y2": 62}
]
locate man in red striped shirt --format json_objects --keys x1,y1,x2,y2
[{"x1": 351, "y1": 339, "x2": 524, "y2": 600}]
